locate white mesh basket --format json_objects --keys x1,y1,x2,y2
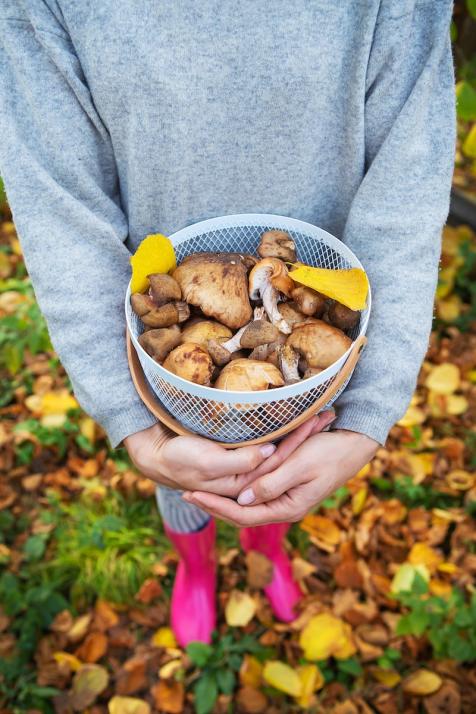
[{"x1": 125, "y1": 214, "x2": 371, "y2": 445}]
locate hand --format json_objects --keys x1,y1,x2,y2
[
  {"x1": 124, "y1": 423, "x2": 279, "y2": 494},
  {"x1": 182, "y1": 429, "x2": 379, "y2": 526}
]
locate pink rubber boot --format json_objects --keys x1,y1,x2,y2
[
  {"x1": 240, "y1": 522, "x2": 301, "y2": 622},
  {"x1": 164, "y1": 518, "x2": 216, "y2": 646}
]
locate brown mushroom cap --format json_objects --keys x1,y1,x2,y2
[
  {"x1": 148, "y1": 273, "x2": 182, "y2": 305},
  {"x1": 138, "y1": 325, "x2": 181, "y2": 363},
  {"x1": 278, "y1": 302, "x2": 308, "y2": 328},
  {"x1": 131, "y1": 292, "x2": 156, "y2": 317},
  {"x1": 286, "y1": 320, "x2": 352, "y2": 369},
  {"x1": 291, "y1": 286, "x2": 326, "y2": 317},
  {"x1": 162, "y1": 342, "x2": 214, "y2": 385},
  {"x1": 257, "y1": 230, "x2": 297, "y2": 262},
  {"x1": 173, "y1": 252, "x2": 252, "y2": 330},
  {"x1": 214, "y1": 359, "x2": 285, "y2": 391},
  {"x1": 181, "y1": 320, "x2": 232, "y2": 349},
  {"x1": 328, "y1": 301, "x2": 360, "y2": 331},
  {"x1": 141, "y1": 301, "x2": 190, "y2": 328}
]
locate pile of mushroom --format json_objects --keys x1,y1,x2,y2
[{"x1": 132, "y1": 230, "x2": 360, "y2": 392}]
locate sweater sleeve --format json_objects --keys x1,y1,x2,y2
[
  {"x1": 0, "y1": 6, "x2": 157, "y2": 447},
  {"x1": 332, "y1": 0, "x2": 456, "y2": 445}
]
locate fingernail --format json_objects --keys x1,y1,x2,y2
[
  {"x1": 238, "y1": 488, "x2": 255, "y2": 505},
  {"x1": 260, "y1": 443, "x2": 276, "y2": 458}
]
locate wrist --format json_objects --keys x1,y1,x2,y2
[
  {"x1": 124, "y1": 423, "x2": 169, "y2": 461},
  {"x1": 332, "y1": 428, "x2": 379, "y2": 457}
]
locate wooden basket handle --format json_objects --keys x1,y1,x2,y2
[{"x1": 126, "y1": 333, "x2": 367, "y2": 448}]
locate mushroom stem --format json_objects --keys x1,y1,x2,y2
[
  {"x1": 277, "y1": 345, "x2": 301, "y2": 384},
  {"x1": 261, "y1": 280, "x2": 291, "y2": 335},
  {"x1": 208, "y1": 313, "x2": 280, "y2": 366},
  {"x1": 248, "y1": 259, "x2": 293, "y2": 334}
]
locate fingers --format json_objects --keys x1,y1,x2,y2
[
  {"x1": 182, "y1": 490, "x2": 294, "y2": 526},
  {"x1": 240, "y1": 410, "x2": 335, "y2": 483},
  {"x1": 204, "y1": 442, "x2": 277, "y2": 477}
]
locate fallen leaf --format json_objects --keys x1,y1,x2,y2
[
  {"x1": 408, "y1": 543, "x2": 443, "y2": 574},
  {"x1": 67, "y1": 613, "x2": 93, "y2": 643},
  {"x1": 70, "y1": 664, "x2": 109, "y2": 710},
  {"x1": 445, "y1": 470, "x2": 475, "y2": 491},
  {"x1": 263, "y1": 660, "x2": 302, "y2": 697},
  {"x1": 352, "y1": 487, "x2": 368, "y2": 515},
  {"x1": 402, "y1": 670, "x2": 442, "y2": 696},
  {"x1": 369, "y1": 668, "x2": 401, "y2": 688},
  {"x1": 50, "y1": 610, "x2": 74, "y2": 633},
  {"x1": 75, "y1": 631, "x2": 108, "y2": 663},
  {"x1": 159, "y1": 659, "x2": 183, "y2": 679},
  {"x1": 397, "y1": 404, "x2": 426, "y2": 427},
  {"x1": 300, "y1": 515, "x2": 341, "y2": 549},
  {"x1": 446, "y1": 395, "x2": 468, "y2": 415},
  {"x1": 425, "y1": 363, "x2": 460, "y2": 395},
  {"x1": 225, "y1": 590, "x2": 257, "y2": 627},
  {"x1": 135, "y1": 578, "x2": 162, "y2": 603},
  {"x1": 151, "y1": 626, "x2": 177, "y2": 649},
  {"x1": 116, "y1": 655, "x2": 147, "y2": 695},
  {"x1": 245, "y1": 550, "x2": 274, "y2": 588},
  {"x1": 130, "y1": 233, "x2": 176, "y2": 294},
  {"x1": 296, "y1": 664, "x2": 324, "y2": 707},
  {"x1": 151, "y1": 680, "x2": 184, "y2": 714},
  {"x1": 239, "y1": 655, "x2": 263, "y2": 689},
  {"x1": 236, "y1": 686, "x2": 268, "y2": 714},
  {"x1": 108, "y1": 696, "x2": 151, "y2": 714},
  {"x1": 299, "y1": 613, "x2": 356, "y2": 660},
  {"x1": 391, "y1": 563, "x2": 429, "y2": 593},
  {"x1": 423, "y1": 680, "x2": 461, "y2": 714},
  {"x1": 292, "y1": 557, "x2": 317, "y2": 581},
  {"x1": 94, "y1": 600, "x2": 119, "y2": 631},
  {"x1": 53, "y1": 652, "x2": 82, "y2": 672}
]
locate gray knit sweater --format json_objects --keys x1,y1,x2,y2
[{"x1": 0, "y1": 0, "x2": 455, "y2": 447}]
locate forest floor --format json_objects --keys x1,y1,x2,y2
[{"x1": 0, "y1": 211, "x2": 475, "y2": 714}]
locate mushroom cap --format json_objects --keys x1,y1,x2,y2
[
  {"x1": 147, "y1": 273, "x2": 182, "y2": 305},
  {"x1": 131, "y1": 292, "x2": 156, "y2": 317},
  {"x1": 141, "y1": 301, "x2": 190, "y2": 328},
  {"x1": 257, "y1": 230, "x2": 297, "y2": 262},
  {"x1": 278, "y1": 302, "x2": 308, "y2": 328},
  {"x1": 286, "y1": 320, "x2": 352, "y2": 369},
  {"x1": 240, "y1": 319, "x2": 280, "y2": 349},
  {"x1": 214, "y1": 359, "x2": 285, "y2": 391},
  {"x1": 249, "y1": 258, "x2": 295, "y2": 299},
  {"x1": 291, "y1": 286, "x2": 326, "y2": 317},
  {"x1": 181, "y1": 319, "x2": 232, "y2": 349},
  {"x1": 162, "y1": 342, "x2": 214, "y2": 385},
  {"x1": 173, "y1": 252, "x2": 252, "y2": 330},
  {"x1": 328, "y1": 301, "x2": 360, "y2": 331},
  {"x1": 138, "y1": 325, "x2": 181, "y2": 363}
]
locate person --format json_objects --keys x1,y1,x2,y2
[{"x1": 0, "y1": 0, "x2": 455, "y2": 646}]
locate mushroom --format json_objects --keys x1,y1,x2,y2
[
  {"x1": 138, "y1": 325, "x2": 181, "y2": 363},
  {"x1": 278, "y1": 302, "x2": 308, "y2": 328},
  {"x1": 214, "y1": 359, "x2": 284, "y2": 391},
  {"x1": 162, "y1": 342, "x2": 214, "y2": 385},
  {"x1": 248, "y1": 258, "x2": 295, "y2": 334},
  {"x1": 173, "y1": 252, "x2": 252, "y2": 329},
  {"x1": 207, "y1": 307, "x2": 280, "y2": 366},
  {"x1": 248, "y1": 332, "x2": 287, "y2": 365},
  {"x1": 276, "y1": 344, "x2": 301, "y2": 384},
  {"x1": 291, "y1": 286, "x2": 326, "y2": 317},
  {"x1": 180, "y1": 319, "x2": 232, "y2": 349},
  {"x1": 141, "y1": 301, "x2": 190, "y2": 328},
  {"x1": 286, "y1": 320, "x2": 352, "y2": 369},
  {"x1": 131, "y1": 292, "x2": 156, "y2": 317},
  {"x1": 148, "y1": 273, "x2": 182, "y2": 305},
  {"x1": 303, "y1": 366, "x2": 323, "y2": 380},
  {"x1": 328, "y1": 301, "x2": 360, "y2": 331},
  {"x1": 257, "y1": 230, "x2": 297, "y2": 262}
]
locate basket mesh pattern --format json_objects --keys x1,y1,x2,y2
[{"x1": 127, "y1": 219, "x2": 368, "y2": 443}]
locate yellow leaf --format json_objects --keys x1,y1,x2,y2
[
  {"x1": 405, "y1": 452, "x2": 435, "y2": 484},
  {"x1": 436, "y1": 266, "x2": 456, "y2": 299},
  {"x1": 300, "y1": 515, "x2": 341, "y2": 546},
  {"x1": 108, "y1": 696, "x2": 151, "y2": 714},
  {"x1": 437, "y1": 562, "x2": 459, "y2": 574},
  {"x1": 429, "y1": 579, "x2": 452, "y2": 597},
  {"x1": 390, "y1": 563, "x2": 429, "y2": 594},
  {"x1": 263, "y1": 661, "x2": 302, "y2": 697},
  {"x1": 408, "y1": 543, "x2": 443, "y2": 574},
  {"x1": 446, "y1": 469, "x2": 475, "y2": 491},
  {"x1": 446, "y1": 395, "x2": 469, "y2": 416},
  {"x1": 130, "y1": 233, "x2": 176, "y2": 294},
  {"x1": 356, "y1": 463, "x2": 371, "y2": 479},
  {"x1": 80, "y1": 417, "x2": 96, "y2": 443},
  {"x1": 352, "y1": 487, "x2": 368, "y2": 515},
  {"x1": 239, "y1": 655, "x2": 263, "y2": 688},
  {"x1": 370, "y1": 668, "x2": 401, "y2": 687},
  {"x1": 159, "y1": 659, "x2": 183, "y2": 680},
  {"x1": 296, "y1": 664, "x2": 324, "y2": 708},
  {"x1": 53, "y1": 651, "x2": 82, "y2": 672},
  {"x1": 437, "y1": 294, "x2": 462, "y2": 322},
  {"x1": 463, "y1": 123, "x2": 476, "y2": 158},
  {"x1": 289, "y1": 264, "x2": 368, "y2": 310},
  {"x1": 39, "y1": 390, "x2": 79, "y2": 416},
  {"x1": 151, "y1": 626, "x2": 177, "y2": 649},
  {"x1": 225, "y1": 590, "x2": 257, "y2": 627},
  {"x1": 402, "y1": 670, "x2": 442, "y2": 696},
  {"x1": 299, "y1": 613, "x2": 356, "y2": 661},
  {"x1": 425, "y1": 363, "x2": 460, "y2": 395},
  {"x1": 468, "y1": 370, "x2": 476, "y2": 384},
  {"x1": 397, "y1": 405, "x2": 426, "y2": 427},
  {"x1": 41, "y1": 413, "x2": 67, "y2": 428},
  {"x1": 71, "y1": 664, "x2": 109, "y2": 710}
]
